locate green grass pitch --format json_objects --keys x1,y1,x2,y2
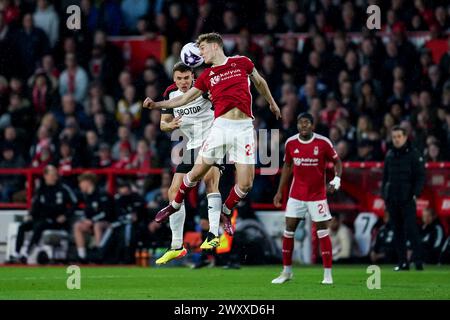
[{"x1": 0, "y1": 265, "x2": 449, "y2": 300}]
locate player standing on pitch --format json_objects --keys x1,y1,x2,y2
[
  {"x1": 143, "y1": 33, "x2": 281, "y2": 241},
  {"x1": 272, "y1": 112, "x2": 342, "y2": 285},
  {"x1": 155, "y1": 62, "x2": 222, "y2": 264}
]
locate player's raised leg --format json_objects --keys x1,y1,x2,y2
[
  {"x1": 200, "y1": 166, "x2": 221, "y2": 249},
  {"x1": 156, "y1": 173, "x2": 187, "y2": 264},
  {"x1": 155, "y1": 157, "x2": 213, "y2": 223},
  {"x1": 221, "y1": 163, "x2": 254, "y2": 235}
]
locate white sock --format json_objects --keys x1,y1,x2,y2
[
  {"x1": 283, "y1": 265, "x2": 292, "y2": 274},
  {"x1": 170, "y1": 203, "x2": 186, "y2": 249},
  {"x1": 77, "y1": 247, "x2": 86, "y2": 259},
  {"x1": 207, "y1": 193, "x2": 221, "y2": 237},
  {"x1": 171, "y1": 200, "x2": 181, "y2": 210},
  {"x1": 324, "y1": 268, "x2": 332, "y2": 279}
]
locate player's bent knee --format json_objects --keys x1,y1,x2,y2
[{"x1": 238, "y1": 182, "x2": 253, "y2": 194}]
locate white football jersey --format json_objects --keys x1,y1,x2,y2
[{"x1": 162, "y1": 84, "x2": 214, "y2": 150}]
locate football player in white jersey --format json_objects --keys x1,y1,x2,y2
[{"x1": 155, "y1": 62, "x2": 222, "y2": 264}]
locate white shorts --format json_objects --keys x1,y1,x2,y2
[
  {"x1": 285, "y1": 198, "x2": 332, "y2": 222},
  {"x1": 198, "y1": 117, "x2": 256, "y2": 165}
]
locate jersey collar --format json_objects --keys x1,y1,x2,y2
[
  {"x1": 297, "y1": 133, "x2": 315, "y2": 144},
  {"x1": 213, "y1": 57, "x2": 229, "y2": 67}
]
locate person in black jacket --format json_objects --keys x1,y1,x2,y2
[
  {"x1": 73, "y1": 172, "x2": 114, "y2": 262},
  {"x1": 100, "y1": 180, "x2": 147, "y2": 264},
  {"x1": 382, "y1": 126, "x2": 426, "y2": 271},
  {"x1": 15, "y1": 165, "x2": 77, "y2": 262},
  {"x1": 420, "y1": 207, "x2": 445, "y2": 264}
]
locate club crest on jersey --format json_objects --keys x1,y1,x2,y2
[
  {"x1": 210, "y1": 75, "x2": 221, "y2": 86},
  {"x1": 294, "y1": 149, "x2": 299, "y2": 154},
  {"x1": 314, "y1": 146, "x2": 319, "y2": 155},
  {"x1": 231, "y1": 63, "x2": 236, "y2": 67},
  {"x1": 209, "y1": 71, "x2": 215, "y2": 76}
]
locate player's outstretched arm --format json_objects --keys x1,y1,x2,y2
[
  {"x1": 249, "y1": 68, "x2": 281, "y2": 119},
  {"x1": 273, "y1": 161, "x2": 293, "y2": 208},
  {"x1": 143, "y1": 87, "x2": 203, "y2": 110}
]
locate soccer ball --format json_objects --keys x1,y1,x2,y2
[{"x1": 180, "y1": 42, "x2": 204, "y2": 68}]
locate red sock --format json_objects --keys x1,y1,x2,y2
[
  {"x1": 282, "y1": 231, "x2": 295, "y2": 267},
  {"x1": 317, "y1": 229, "x2": 332, "y2": 269},
  {"x1": 174, "y1": 174, "x2": 197, "y2": 205},
  {"x1": 224, "y1": 185, "x2": 247, "y2": 213}
]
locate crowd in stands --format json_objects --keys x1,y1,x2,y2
[{"x1": 1, "y1": 0, "x2": 450, "y2": 264}]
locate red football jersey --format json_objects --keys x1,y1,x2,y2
[
  {"x1": 194, "y1": 55, "x2": 254, "y2": 118},
  {"x1": 284, "y1": 133, "x2": 339, "y2": 201}
]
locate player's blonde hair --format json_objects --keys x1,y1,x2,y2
[{"x1": 196, "y1": 32, "x2": 224, "y2": 48}]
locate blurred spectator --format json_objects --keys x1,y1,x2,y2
[
  {"x1": 101, "y1": 180, "x2": 146, "y2": 264},
  {"x1": 425, "y1": 142, "x2": 444, "y2": 162},
  {"x1": 164, "y1": 41, "x2": 182, "y2": 78},
  {"x1": 28, "y1": 70, "x2": 54, "y2": 121},
  {"x1": 97, "y1": 0, "x2": 123, "y2": 36},
  {"x1": 0, "y1": 10, "x2": 15, "y2": 78},
  {"x1": 84, "y1": 82, "x2": 115, "y2": 116},
  {"x1": 13, "y1": 13, "x2": 50, "y2": 78},
  {"x1": 31, "y1": 126, "x2": 55, "y2": 168},
  {"x1": 92, "y1": 142, "x2": 113, "y2": 168},
  {"x1": 14, "y1": 165, "x2": 77, "y2": 262},
  {"x1": 221, "y1": 9, "x2": 240, "y2": 34},
  {"x1": 59, "y1": 53, "x2": 89, "y2": 103},
  {"x1": 33, "y1": 0, "x2": 59, "y2": 48},
  {"x1": 112, "y1": 125, "x2": 136, "y2": 160},
  {"x1": 420, "y1": 207, "x2": 445, "y2": 264},
  {"x1": 370, "y1": 211, "x2": 396, "y2": 264},
  {"x1": 116, "y1": 85, "x2": 142, "y2": 129},
  {"x1": 0, "y1": 143, "x2": 25, "y2": 202},
  {"x1": 329, "y1": 212, "x2": 353, "y2": 263},
  {"x1": 120, "y1": 0, "x2": 149, "y2": 33},
  {"x1": 73, "y1": 172, "x2": 114, "y2": 262}
]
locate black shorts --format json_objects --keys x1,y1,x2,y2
[{"x1": 175, "y1": 148, "x2": 224, "y2": 174}]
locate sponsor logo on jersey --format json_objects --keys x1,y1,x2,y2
[
  {"x1": 293, "y1": 157, "x2": 319, "y2": 166},
  {"x1": 294, "y1": 149, "x2": 299, "y2": 154},
  {"x1": 175, "y1": 105, "x2": 202, "y2": 116},
  {"x1": 209, "y1": 71, "x2": 215, "y2": 76}
]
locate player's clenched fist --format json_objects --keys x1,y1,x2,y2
[
  {"x1": 143, "y1": 97, "x2": 155, "y2": 109},
  {"x1": 273, "y1": 191, "x2": 283, "y2": 208}
]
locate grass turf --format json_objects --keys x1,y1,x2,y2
[{"x1": 0, "y1": 264, "x2": 449, "y2": 300}]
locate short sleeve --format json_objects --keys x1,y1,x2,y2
[
  {"x1": 241, "y1": 56, "x2": 255, "y2": 74},
  {"x1": 283, "y1": 141, "x2": 292, "y2": 164},
  {"x1": 324, "y1": 141, "x2": 339, "y2": 162},
  {"x1": 194, "y1": 71, "x2": 208, "y2": 93}
]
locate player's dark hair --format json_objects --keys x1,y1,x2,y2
[
  {"x1": 196, "y1": 32, "x2": 224, "y2": 48},
  {"x1": 172, "y1": 62, "x2": 193, "y2": 74},
  {"x1": 297, "y1": 112, "x2": 314, "y2": 124},
  {"x1": 391, "y1": 125, "x2": 406, "y2": 136}
]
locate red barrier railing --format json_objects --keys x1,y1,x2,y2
[{"x1": 0, "y1": 162, "x2": 449, "y2": 214}]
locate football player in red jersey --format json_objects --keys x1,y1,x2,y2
[
  {"x1": 272, "y1": 113, "x2": 342, "y2": 285},
  {"x1": 143, "y1": 33, "x2": 280, "y2": 240}
]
